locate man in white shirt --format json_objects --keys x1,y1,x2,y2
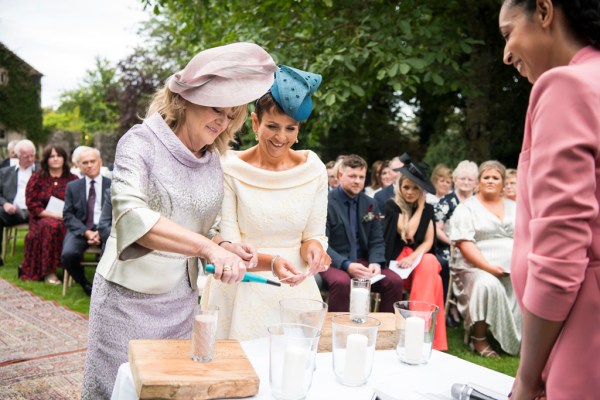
[
  {"x1": 0, "y1": 140, "x2": 36, "y2": 266},
  {"x1": 61, "y1": 147, "x2": 111, "y2": 295}
]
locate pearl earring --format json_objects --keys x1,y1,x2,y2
[
  {"x1": 255, "y1": 134, "x2": 259, "y2": 141},
  {"x1": 295, "y1": 138, "x2": 299, "y2": 144}
]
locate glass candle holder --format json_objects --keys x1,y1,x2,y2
[
  {"x1": 331, "y1": 314, "x2": 380, "y2": 386},
  {"x1": 191, "y1": 306, "x2": 219, "y2": 362},
  {"x1": 394, "y1": 300, "x2": 439, "y2": 365},
  {"x1": 268, "y1": 323, "x2": 319, "y2": 400},
  {"x1": 349, "y1": 278, "x2": 371, "y2": 323}
]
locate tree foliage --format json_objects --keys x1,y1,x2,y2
[{"x1": 140, "y1": 0, "x2": 487, "y2": 163}]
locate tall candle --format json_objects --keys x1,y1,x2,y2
[
  {"x1": 281, "y1": 345, "x2": 307, "y2": 398},
  {"x1": 191, "y1": 313, "x2": 217, "y2": 362},
  {"x1": 350, "y1": 287, "x2": 370, "y2": 319},
  {"x1": 404, "y1": 316, "x2": 425, "y2": 362},
  {"x1": 343, "y1": 333, "x2": 368, "y2": 385}
]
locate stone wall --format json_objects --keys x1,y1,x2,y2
[{"x1": 46, "y1": 130, "x2": 119, "y2": 166}]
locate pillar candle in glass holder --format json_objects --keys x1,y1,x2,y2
[
  {"x1": 350, "y1": 278, "x2": 370, "y2": 323},
  {"x1": 404, "y1": 316, "x2": 425, "y2": 362},
  {"x1": 343, "y1": 333, "x2": 367, "y2": 385},
  {"x1": 281, "y1": 345, "x2": 307, "y2": 398}
]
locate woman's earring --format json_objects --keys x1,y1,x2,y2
[
  {"x1": 295, "y1": 138, "x2": 299, "y2": 144},
  {"x1": 255, "y1": 134, "x2": 259, "y2": 141}
]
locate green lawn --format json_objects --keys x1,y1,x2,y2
[{"x1": 0, "y1": 233, "x2": 519, "y2": 377}]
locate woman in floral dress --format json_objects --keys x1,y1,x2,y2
[{"x1": 20, "y1": 145, "x2": 78, "y2": 283}]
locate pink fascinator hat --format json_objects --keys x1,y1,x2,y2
[{"x1": 167, "y1": 42, "x2": 277, "y2": 107}]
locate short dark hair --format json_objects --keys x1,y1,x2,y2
[
  {"x1": 340, "y1": 154, "x2": 367, "y2": 171},
  {"x1": 254, "y1": 92, "x2": 286, "y2": 122},
  {"x1": 506, "y1": 0, "x2": 600, "y2": 49}
]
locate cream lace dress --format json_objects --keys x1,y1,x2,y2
[{"x1": 202, "y1": 149, "x2": 328, "y2": 340}]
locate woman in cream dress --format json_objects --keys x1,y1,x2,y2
[
  {"x1": 202, "y1": 65, "x2": 331, "y2": 340},
  {"x1": 449, "y1": 160, "x2": 521, "y2": 357}
]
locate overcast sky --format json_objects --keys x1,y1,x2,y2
[{"x1": 0, "y1": 0, "x2": 150, "y2": 108}]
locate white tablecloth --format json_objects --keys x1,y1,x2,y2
[{"x1": 112, "y1": 338, "x2": 514, "y2": 400}]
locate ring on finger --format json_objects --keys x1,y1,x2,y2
[
  {"x1": 223, "y1": 265, "x2": 232, "y2": 272},
  {"x1": 323, "y1": 264, "x2": 329, "y2": 271}
]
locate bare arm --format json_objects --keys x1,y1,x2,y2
[
  {"x1": 456, "y1": 240, "x2": 505, "y2": 277},
  {"x1": 405, "y1": 193, "x2": 425, "y2": 241},
  {"x1": 510, "y1": 308, "x2": 563, "y2": 399},
  {"x1": 435, "y1": 221, "x2": 450, "y2": 245}
]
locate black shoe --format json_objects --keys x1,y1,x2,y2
[
  {"x1": 18, "y1": 265, "x2": 23, "y2": 278},
  {"x1": 446, "y1": 314, "x2": 460, "y2": 329},
  {"x1": 82, "y1": 283, "x2": 93, "y2": 296},
  {"x1": 0, "y1": 258, "x2": 4, "y2": 267}
]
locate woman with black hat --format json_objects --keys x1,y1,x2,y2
[{"x1": 382, "y1": 154, "x2": 447, "y2": 351}]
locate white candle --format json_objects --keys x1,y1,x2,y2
[
  {"x1": 343, "y1": 333, "x2": 368, "y2": 384},
  {"x1": 281, "y1": 345, "x2": 307, "y2": 398},
  {"x1": 404, "y1": 316, "x2": 425, "y2": 362},
  {"x1": 350, "y1": 287, "x2": 370, "y2": 318}
]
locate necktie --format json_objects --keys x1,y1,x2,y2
[{"x1": 86, "y1": 180, "x2": 96, "y2": 229}]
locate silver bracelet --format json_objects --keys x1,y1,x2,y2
[{"x1": 270, "y1": 255, "x2": 280, "y2": 278}]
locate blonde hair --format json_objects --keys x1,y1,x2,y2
[
  {"x1": 392, "y1": 174, "x2": 422, "y2": 242},
  {"x1": 431, "y1": 163, "x2": 452, "y2": 182},
  {"x1": 145, "y1": 86, "x2": 247, "y2": 154},
  {"x1": 506, "y1": 168, "x2": 517, "y2": 179}
]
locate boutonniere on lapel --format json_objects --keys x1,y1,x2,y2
[{"x1": 362, "y1": 204, "x2": 384, "y2": 223}]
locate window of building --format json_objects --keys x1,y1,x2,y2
[{"x1": 0, "y1": 68, "x2": 8, "y2": 86}]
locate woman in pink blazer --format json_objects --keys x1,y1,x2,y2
[{"x1": 500, "y1": 1, "x2": 600, "y2": 399}]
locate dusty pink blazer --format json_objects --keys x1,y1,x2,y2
[{"x1": 511, "y1": 46, "x2": 600, "y2": 399}]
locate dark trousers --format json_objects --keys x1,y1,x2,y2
[
  {"x1": 61, "y1": 231, "x2": 92, "y2": 286},
  {"x1": 319, "y1": 262, "x2": 404, "y2": 313},
  {"x1": 0, "y1": 208, "x2": 29, "y2": 257}
]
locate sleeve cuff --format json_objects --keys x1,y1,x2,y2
[{"x1": 340, "y1": 260, "x2": 350, "y2": 272}]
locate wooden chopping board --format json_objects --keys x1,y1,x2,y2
[
  {"x1": 129, "y1": 339, "x2": 259, "y2": 399},
  {"x1": 318, "y1": 312, "x2": 397, "y2": 352}
]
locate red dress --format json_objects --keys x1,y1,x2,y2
[{"x1": 20, "y1": 172, "x2": 78, "y2": 281}]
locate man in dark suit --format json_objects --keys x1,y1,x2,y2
[
  {"x1": 320, "y1": 154, "x2": 404, "y2": 313},
  {"x1": 62, "y1": 147, "x2": 111, "y2": 295},
  {"x1": 0, "y1": 140, "x2": 19, "y2": 169},
  {"x1": 0, "y1": 139, "x2": 37, "y2": 265}
]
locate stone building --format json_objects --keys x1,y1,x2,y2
[{"x1": 0, "y1": 42, "x2": 43, "y2": 159}]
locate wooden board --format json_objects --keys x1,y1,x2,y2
[
  {"x1": 129, "y1": 339, "x2": 259, "y2": 399},
  {"x1": 318, "y1": 312, "x2": 397, "y2": 352}
]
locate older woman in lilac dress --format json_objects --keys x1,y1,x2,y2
[{"x1": 82, "y1": 43, "x2": 276, "y2": 399}]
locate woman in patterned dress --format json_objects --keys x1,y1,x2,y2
[
  {"x1": 449, "y1": 160, "x2": 521, "y2": 357},
  {"x1": 19, "y1": 145, "x2": 77, "y2": 283}
]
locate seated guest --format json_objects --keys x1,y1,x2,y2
[
  {"x1": 449, "y1": 160, "x2": 521, "y2": 357},
  {"x1": 326, "y1": 160, "x2": 339, "y2": 191},
  {"x1": 374, "y1": 155, "x2": 403, "y2": 211},
  {"x1": 504, "y1": 168, "x2": 517, "y2": 201},
  {"x1": 322, "y1": 154, "x2": 404, "y2": 313},
  {"x1": 364, "y1": 160, "x2": 383, "y2": 197},
  {"x1": 0, "y1": 139, "x2": 19, "y2": 168},
  {"x1": 61, "y1": 147, "x2": 111, "y2": 295},
  {"x1": 382, "y1": 156, "x2": 447, "y2": 350},
  {"x1": 433, "y1": 160, "x2": 479, "y2": 302},
  {"x1": 0, "y1": 139, "x2": 37, "y2": 266},
  {"x1": 19, "y1": 145, "x2": 78, "y2": 283},
  {"x1": 426, "y1": 163, "x2": 453, "y2": 205}
]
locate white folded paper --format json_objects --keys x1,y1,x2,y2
[
  {"x1": 45, "y1": 196, "x2": 65, "y2": 216},
  {"x1": 370, "y1": 274, "x2": 386, "y2": 284},
  {"x1": 389, "y1": 250, "x2": 423, "y2": 279}
]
